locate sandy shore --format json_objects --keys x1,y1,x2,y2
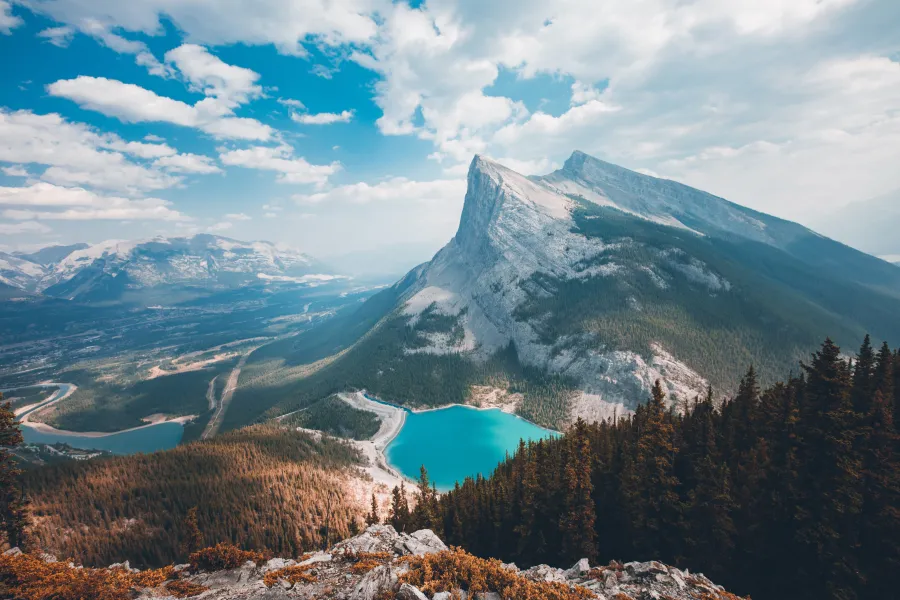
[
  {"x1": 336, "y1": 391, "x2": 410, "y2": 489},
  {"x1": 22, "y1": 414, "x2": 196, "y2": 438}
]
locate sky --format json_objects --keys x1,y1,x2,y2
[{"x1": 0, "y1": 0, "x2": 898, "y2": 269}]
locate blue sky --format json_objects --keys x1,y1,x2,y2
[{"x1": 0, "y1": 0, "x2": 898, "y2": 269}]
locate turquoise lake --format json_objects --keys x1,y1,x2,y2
[
  {"x1": 21, "y1": 422, "x2": 184, "y2": 455},
  {"x1": 385, "y1": 405, "x2": 557, "y2": 491}
]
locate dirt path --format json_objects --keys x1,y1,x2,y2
[{"x1": 206, "y1": 376, "x2": 218, "y2": 411}]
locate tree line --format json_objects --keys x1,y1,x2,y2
[{"x1": 405, "y1": 335, "x2": 900, "y2": 600}]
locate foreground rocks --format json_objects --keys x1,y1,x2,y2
[{"x1": 4, "y1": 525, "x2": 743, "y2": 600}]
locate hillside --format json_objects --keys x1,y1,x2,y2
[
  {"x1": 22, "y1": 425, "x2": 370, "y2": 568},
  {"x1": 811, "y1": 188, "x2": 900, "y2": 258},
  {"x1": 1, "y1": 525, "x2": 744, "y2": 600},
  {"x1": 224, "y1": 152, "x2": 900, "y2": 430}
]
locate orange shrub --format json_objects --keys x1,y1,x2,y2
[
  {"x1": 0, "y1": 552, "x2": 178, "y2": 600},
  {"x1": 263, "y1": 564, "x2": 317, "y2": 587},
  {"x1": 165, "y1": 579, "x2": 210, "y2": 598},
  {"x1": 400, "y1": 547, "x2": 593, "y2": 600},
  {"x1": 189, "y1": 543, "x2": 266, "y2": 572}
]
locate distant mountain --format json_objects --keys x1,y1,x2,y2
[
  {"x1": 234, "y1": 151, "x2": 900, "y2": 430},
  {"x1": 0, "y1": 251, "x2": 45, "y2": 293},
  {"x1": 0, "y1": 235, "x2": 340, "y2": 303},
  {"x1": 810, "y1": 188, "x2": 900, "y2": 257},
  {"x1": 13, "y1": 243, "x2": 89, "y2": 266}
]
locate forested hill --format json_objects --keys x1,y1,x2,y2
[
  {"x1": 21, "y1": 425, "x2": 367, "y2": 568},
  {"x1": 430, "y1": 335, "x2": 900, "y2": 600}
]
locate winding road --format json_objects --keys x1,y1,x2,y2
[{"x1": 201, "y1": 353, "x2": 251, "y2": 440}]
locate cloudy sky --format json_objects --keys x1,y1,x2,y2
[{"x1": 0, "y1": 0, "x2": 898, "y2": 266}]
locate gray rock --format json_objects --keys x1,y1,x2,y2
[
  {"x1": 396, "y1": 583, "x2": 429, "y2": 600},
  {"x1": 351, "y1": 564, "x2": 398, "y2": 600},
  {"x1": 400, "y1": 529, "x2": 448, "y2": 556},
  {"x1": 263, "y1": 558, "x2": 296, "y2": 572},
  {"x1": 3, "y1": 547, "x2": 22, "y2": 556},
  {"x1": 432, "y1": 593, "x2": 452, "y2": 600},
  {"x1": 522, "y1": 563, "x2": 566, "y2": 583},
  {"x1": 565, "y1": 558, "x2": 591, "y2": 578},
  {"x1": 475, "y1": 593, "x2": 501, "y2": 600}
]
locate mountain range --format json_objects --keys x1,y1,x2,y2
[
  {"x1": 0, "y1": 234, "x2": 338, "y2": 303},
  {"x1": 232, "y1": 151, "x2": 900, "y2": 429},
  {"x1": 811, "y1": 188, "x2": 900, "y2": 261}
]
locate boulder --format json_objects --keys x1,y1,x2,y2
[
  {"x1": 351, "y1": 564, "x2": 398, "y2": 600},
  {"x1": 396, "y1": 583, "x2": 429, "y2": 600},
  {"x1": 3, "y1": 547, "x2": 22, "y2": 557},
  {"x1": 398, "y1": 529, "x2": 448, "y2": 557},
  {"x1": 565, "y1": 558, "x2": 591, "y2": 578}
]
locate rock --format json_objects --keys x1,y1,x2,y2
[
  {"x1": 263, "y1": 558, "x2": 296, "y2": 572},
  {"x1": 522, "y1": 563, "x2": 566, "y2": 583},
  {"x1": 432, "y1": 593, "x2": 452, "y2": 600},
  {"x1": 396, "y1": 583, "x2": 429, "y2": 600},
  {"x1": 299, "y1": 552, "x2": 332, "y2": 565},
  {"x1": 565, "y1": 558, "x2": 591, "y2": 578},
  {"x1": 399, "y1": 529, "x2": 448, "y2": 556},
  {"x1": 475, "y1": 593, "x2": 501, "y2": 600},
  {"x1": 351, "y1": 564, "x2": 398, "y2": 600},
  {"x1": 3, "y1": 547, "x2": 22, "y2": 556}
]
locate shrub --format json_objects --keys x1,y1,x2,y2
[
  {"x1": 0, "y1": 552, "x2": 177, "y2": 600},
  {"x1": 189, "y1": 543, "x2": 266, "y2": 572},
  {"x1": 400, "y1": 547, "x2": 594, "y2": 600},
  {"x1": 263, "y1": 564, "x2": 317, "y2": 587},
  {"x1": 342, "y1": 550, "x2": 394, "y2": 574},
  {"x1": 165, "y1": 579, "x2": 210, "y2": 598}
]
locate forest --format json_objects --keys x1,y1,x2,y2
[
  {"x1": 409, "y1": 335, "x2": 900, "y2": 600},
  {"x1": 20, "y1": 425, "x2": 366, "y2": 568}
]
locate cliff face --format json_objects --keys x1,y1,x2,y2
[{"x1": 2, "y1": 525, "x2": 745, "y2": 600}]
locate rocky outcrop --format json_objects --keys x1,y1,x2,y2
[{"x1": 4, "y1": 525, "x2": 743, "y2": 600}]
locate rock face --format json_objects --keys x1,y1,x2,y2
[{"x1": 2, "y1": 525, "x2": 742, "y2": 600}]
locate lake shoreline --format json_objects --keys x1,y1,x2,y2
[{"x1": 348, "y1": 390, "x2": 558, "y2": 491}]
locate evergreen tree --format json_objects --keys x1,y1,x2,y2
[
  {"x1": 558, "y1": 419, "x2": 597, "y2": 563},
  {"x1": 366, "y1": 493, "x2": 380, "y2": 526},
  {"x1": 180, "y1": 507, "x2": 203, "y2": 558},
  {"x1": 851, "y1": 335, "x2": 876, "y2": 414},
  {"x1": 0, "y1": 395, "x2": 30, "y2": 550},
  {"x1": 389, "y1": 484, "x2": 411, "y2": 533}
]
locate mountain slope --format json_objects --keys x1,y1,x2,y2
[
  {"x1": 13, "y1": 243, "x2": 89, "y2": 266},
  {"x1": 229, "y1": 152, "x2": 900, "y2": 429},
  {"x1": 0, "y1": 251, "x2": 46, "y2": 293},
  {"x1": 26, "y1": 234, "x2": 337, "y2": 303},
  {"x1": 810, "y1": 188, "x2": 900, "y2": 258}
]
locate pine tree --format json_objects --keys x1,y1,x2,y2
[
  {"x1": 558, "y1": 419, "x2": 597, "y2": 563},
  {"x1": 389, "y1": 484, "x2": 411, "y2": 533},
  {"x1": 799, "y1": 338, "x2": 863, "y2": 599},
  {"x1": 180, "y1": 507, "x2": 203, "y2": 558},
  {"x1": 366, "y1": 493, "x2": 380, "y2": 526},
  {"x1": 851, "y1": 335, "x2": 876, "y2": 414},
  {"x1": 1, "y1": 395, "x2": 30, "y2": 551}
]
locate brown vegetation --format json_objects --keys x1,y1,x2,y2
[
  {"x1": 23, "y1": 425, "x2": 366, "y2": 567},
  {"x1": 188, "y1": 543, "x2": 266, "y2": 572},
  {"x1": 165, "y1": 579, "x2": 210, "y2": 598},
  {"x1": 400, "y1": 547, "x2": 594, "y2": 600},
  {"x1": 263, "y1": 564, "x2": 317, "y2": 587}
]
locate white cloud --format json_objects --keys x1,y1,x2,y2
[
  {"x1": 294, "y1": 177, "x2": 465, "y2": 205},
  {"x1": 207, "y1": 221, "x2": 233, "y2": 232},
  {"x1": 219, "y1": 145, "x2": 340, "y2": 186},
  {"x1": 0, "y1": 0, "x2": 21, "y2": 34},
  {"x1": 0, "y1": 221, "x2": 52, "y2": 235},
  {"x1": 570, "y1": 81, "x2": 604, "y2": 105},
  {"x1": 165, "y1": 44, "x2": 263, "y2": 110},
  {"x1": 1, "y1": 165, "x2": 28, "y2": 177},
  {"x1": 278, "y1": 98, "x2": 305, "y2": 109},
  {"x1": 21, "y1": 0, "x2": 383, "y2": 56},
  {"x1": 38, "y1": 25, "x2": 74, "y2": 47},
  {"x1": 0, "y1": 182, "x2": 188, "y2": 221},
  {"x1": 291, "y1": 110, "x2": 355, "y2": 125},
  {"x1": 143, "y1": 134, "x2": 165, "y2": 142},
  {"x1": 153, "y1": 153, "x2": 221, "y2": 174},
  {"x1": 47, "y1": 75, "x2": 273, "y2": 141},
  {"x1": 0, "y1": 108, "x2": 181, "y2": 194},
  {"x1": 224, "y1": 212, "x2": 251, "y2": 220}
]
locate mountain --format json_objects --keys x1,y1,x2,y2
[
  {"x1": 810, "y1": 188, "x2": 900, "y2": 258},
  {"x1": 0, "y1": 251, "x2": 45, "y2": 293},
  {"x1": 12, "y1": 243, "x2": 89, "y2": 266},
  {"x1": 0, "y1": 234, "x2": 340, "y2": 303},
  {"x1": 230, "y1": 151, "x2": 900, "y2": 430}
]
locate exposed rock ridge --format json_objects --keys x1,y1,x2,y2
[{"x1": 4, "y1": 525, "x2": 744, "y2": 599}]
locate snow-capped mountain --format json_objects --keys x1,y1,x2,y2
[
  {"x1": 382, "y1": 152, "x2": 900, "y2": 421},
  {"x1": 1, "y1": 235, "x2": 339, "y2": 302},
  {"x1": 0, "y1": 251, "x2": 46, "y2": 293}
]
